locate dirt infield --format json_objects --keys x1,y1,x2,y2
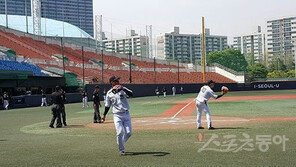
[{"x1": 159, "y1": 94, "x2": 296, "y2": 117}]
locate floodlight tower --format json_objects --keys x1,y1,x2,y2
[
  {"x1": 95, "y1": 15, "x2": 103, "y2": 50},
  {"x1": 146, "y1": 25, "x2": 153, "y2": 58},
  {"x1": 32, "y1": 0, "x2": 42, "y2": 36}
]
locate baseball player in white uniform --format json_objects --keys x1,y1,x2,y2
[
  {"x1": 102, "y1": 76, "x2": 133, "y2": 156},
  {"x1": 196, "y1": 80, "x2": 226, "y2": 130}
]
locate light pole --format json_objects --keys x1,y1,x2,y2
[
  {"x1": 5, "y1": 0, "x2": 8, "y2": 28},
  {"x1": 25, "y1": 0, "x2": 28, "y2": 33},
  {"x1": 294, "y1": 40, "x2": 296, "y2": 78}
]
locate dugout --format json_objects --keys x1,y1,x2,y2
[{"x1": 0, "y1": 73, "x2": 66, "y2": 96}]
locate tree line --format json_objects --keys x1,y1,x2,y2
[{"x1": 206, "y1": 49, "x2": 295, "y2": 80}]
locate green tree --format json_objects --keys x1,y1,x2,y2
[
  {"x1": 247, "y1": 63, "x2": 268, "y2": 78},
  {"x1": 245, "y1": 53, "x2": 255, "y2": 66},
  {"x1": 267, "y1": 70, "x2": 288, "y2": 78},
  {"x1": 286, "y1": 70, "x2": 296, "y2": 78},
  {"x1": 286, "y1": 58, "x2": 295, "y2": 71},
  {"x1": 207, "y1": 49, "x2": 248, "y2": 72},
  {"x1": 268, "y1": 56, "x2": 287, "y2": 72}
]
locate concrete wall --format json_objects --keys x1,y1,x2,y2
[{"x1": 214, "y1": 66, "x2": 245, "y2": 83}]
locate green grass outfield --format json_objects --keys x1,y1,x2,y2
[{"x1": 0, "y1": 90, "x2": 296, "y2": 167}]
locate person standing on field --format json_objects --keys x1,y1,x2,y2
[
  {"x1": 155, "y1": 87, "x2": 160, "y2": 97},
  {"x1": 162, "y1": 87, "x2": 167, "y2": 98},
  {"x1": 49, "y1": 86, "x2": 64, "y2": 128},
  {"x1": 102, "y1": 76, "x2": 133, "y2": 156},
  {"x1": 196, "y1": 80, "x2": 227, "y2": 130},
  {"x1": 2, "y1": 92, "x2": 9, "y2": 110},
  {"x1": 180, "y1": 87, "x2": 184, "y2": 95},
  {"x1": 103, "y1": 88, "x2": 107, "y2": 102},
  {"x1": 93, "y1": 85, "x2": 102, "y2": 123},
  {"x1": 82, "y1": 91, "x2": 89, "y2": 108},
  {"x1": 172, "y1": 86, "x2": 176, "y2": 96},
  {"x1": 61, "y1": 89, "x2": 67, "y2": 126},
  {"x1": 41, "y1": 90, "x2": 47, "y2": 107}
]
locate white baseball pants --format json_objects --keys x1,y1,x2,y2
[
  {"x1": 113, "y1": 112, "x2": 132, "y2": 152},
  {"x1": 41, "y1": 98, "x2": 47, "y2": 106},
  {"x1": 196, "y1": 100, "x2": 212, "y2": 128},
  {"x1": 82, "y1": 97, "x2": 89, "y2": 108},
  {"x1": 3, "y1": 100, "x2": 9, "y2": 110}
]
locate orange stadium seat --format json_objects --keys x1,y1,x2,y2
[{"x1": 1, "y1": 30, "x2": 236, "y2": 84}]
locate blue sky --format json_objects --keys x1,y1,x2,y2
[{"x1": 93, "y1": 0, "x2": 296, "y2": 44}]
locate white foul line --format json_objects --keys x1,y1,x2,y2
[{"x1": 171, "y1": 99, "x2": 195, "y2": 119}]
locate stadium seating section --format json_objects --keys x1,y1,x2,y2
[
  {"x1": 0, "y1": 60, "x2": 47, "y2": 76},
  {"x1": 0, "y1": 29, "x2": 235, "y2": 84}
]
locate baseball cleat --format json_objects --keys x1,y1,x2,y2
[
  {"x1": 197, "y1": 127, "x2": 205, "y2": 129},
  {"x1": 119, "y1": 151, "x2": 126, "y2": 156},
  {"x1": 93, "y1": 121, "x2": 98, "y2": 123},
  {"x1": 208, "y1": 126, "x2": 215, "y2": 130},
  {"x1": 49, "y1": 125, "x2": 54, "y2": 128}
]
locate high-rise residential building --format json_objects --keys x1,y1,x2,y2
[
  {"x1": 233, "y1": 26, "x2": 266, "y2": 62},
  {"x1": 156, "y1": 27, "x2": 228, "y2": 63},
  {"x1": 103, "y1": 30, "x2": 149, "y2": 58},
  {"x1": 266, "y1": 16, "x2": 296, "y2": 59},
  {"x1": 0, "y1": 0, "x2": 94, "y2": 36},
  {"x1": 0, "y1": 0, "x2": 31, "y2": 16}
]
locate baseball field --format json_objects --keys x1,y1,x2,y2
[{"x1": 0, "y1": 89, "x2": 296, "y2": 167}]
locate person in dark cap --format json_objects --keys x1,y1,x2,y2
[
  {"x1": 61, "y1": 89, "x2": 67, "y2": 126},
  {"x1": 195, "y1": 80, "x2": 227, "y2": 130},
  {"x1": 49, "y1": 86, "x2": 64, "y2": 128},
  {"x1": 93, "y1": 85, "x2": 102, "y2": 123},
  {"x1": 102, "y1": 76, "x2": 133, "y2": 155}
]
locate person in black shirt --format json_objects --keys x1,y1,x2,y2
[
  {"x1": 103, "y1": 88, "x2": 107, "y2": 101},
  {"x1": 155, "y1": 87, "x2": 160, "y2": 97},
  {"x1": 61, "y1": 90, "x2": 67, "y2": 126},
  {"x1": 41, "y1": 90, "x2": 47, "y2": 107},
  {"x1": 93, "y1": 85, "x2": 102, "y2": 123},
  {"x1": 82, "y1": 91, "x2": 89, "y2": 108},
  {"x1": 49, "y1": 86, "x2": 64, "y2": 128},
  {"x1": 163, "y1": 87, "x2": 167, "y2": 98}
]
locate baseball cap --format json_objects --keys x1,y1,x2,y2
[
  {"x1": 207, "y1": 80, "x2": 216, "y2": 85},
  {"x1": 55, "y1": 86, "x2": 62, "y2": 91},
  {"x1": 95, "y1": 85, "x2": 100, "y2": 89},
  {"x1": 109, "y1": 76, "x2": 120, "y2": 83}
]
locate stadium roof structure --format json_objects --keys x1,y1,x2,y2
[{"x1": 0, "y1": 14, "x2": 92, "y2": 38}]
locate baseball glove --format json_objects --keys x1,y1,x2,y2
[
  {"x1": 221, "y1": 86, "x2": 229, "y2": 94},
  {"x1": 112, "y1": 85, "x2": 124, "y2": 93}
]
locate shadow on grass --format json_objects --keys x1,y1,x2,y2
[
  {"x1": 0, "y1": 139, "x2": 7, "y2": 142},
  {"x1": 64, "y1": 125, "x2": 84, "y2": 128},
  {"x1": 125, "y1": 152, "x2": 170, "y2": 156},
  {"x1": 213, "y1": 127, "x2": 249, "y2": 130}
]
